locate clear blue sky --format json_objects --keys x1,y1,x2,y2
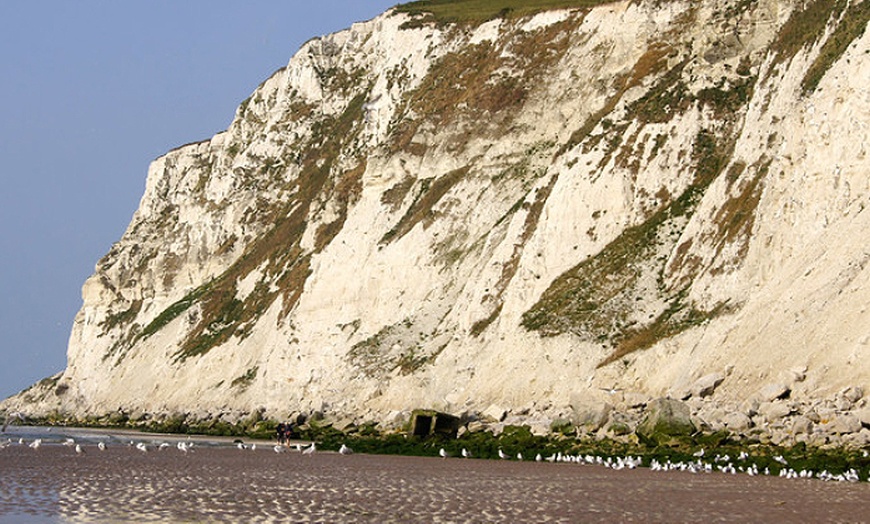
[{"x1": 0, "y1": 1, "x2": 398, "y2": 401}]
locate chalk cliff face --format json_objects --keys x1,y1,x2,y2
[{"x1": 7, "y1": 0, "x2": 870, "y2": 428}]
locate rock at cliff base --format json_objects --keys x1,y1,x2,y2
[
  {"x1": 570, "y1": 397, "x2": 612, "y2": 432},
  {"x1": 690, "y1": 373, "x2": 725, "y2": 398},
  {"x1": 757, "y1": 383, "x2": 791, "y2": 403},
  {"x1": 635, "y1": 398, "x2": 696, "y2": 446}
]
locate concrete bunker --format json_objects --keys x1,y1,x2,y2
[{"x1": 410, "y1": 409, "x2": 460, "y2": 438}]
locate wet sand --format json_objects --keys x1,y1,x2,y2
[{"x1": 2, "y1": 438, "x2": 869, "y2": 523}]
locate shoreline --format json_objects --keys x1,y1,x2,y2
[{"x1": 4, "y1": 419, "x2": 869, "y2": 484}]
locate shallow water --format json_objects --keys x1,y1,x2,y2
[{"x1": 2, "y1": 426, "x2": 869, "y2": 523}]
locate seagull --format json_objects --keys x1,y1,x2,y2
[
  {"x1": 237, "y1": 442, "x2": 247, "y2": 450},
  {"x1": 63, "y1": 438, "x2": 76, "y2": 447},
  {"x1": 339, "y1": 444, "x2": 353, "y2": 455},
  {"x1": 177, "y1": 442, "x2": 189, "y2": 452},
  {"x1": 498, "y1": 448, "x2": 509, "y2": 460},
  {"x1": 461, "y1": 448, "x2": 472, "y2": 458},
  {"x1": 535, "y1": 453, "x2": 543, "y2": 462},
  {"x1": 251, "y1": 444, "x2": 257, "y2": 451},
  {"x1": 517, "y1": 452, "x2": 523, "y2": 461},
  {"x1": 2, "y1": 412, "x2": 26, "y2": 432},
  {"x1": 98, "y1": 442, "x2": 107, "y2": 451},
  {"x1": 302, "y1": 442, "x2": 316, "y2": 455},
  {"x1": 29, "y1": 439, "x2": 42, "y2": 450},
  {"x1": 439, "y1": 448, "x2": 449, "y2": 459},
  {"x1": 75, "y1": 444, "x2": 84, "y2": 454},
  {"x1": 273, "y1": 445, "x2": 285, "y2": 453},
  {"x1": 693, "y1": 449, "x2": 705, "y2": 458},
  {"x1": 136, "y1": 442, "x2": 148, "y2": 453}
]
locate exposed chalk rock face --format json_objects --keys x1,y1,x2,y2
[{"x1": 4, "y1": 0, "x2": 870, "y2": 430}]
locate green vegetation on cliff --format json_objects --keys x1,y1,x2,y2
[{"x1": 395, "y1": 0, "x2": 625, "y2": 24}]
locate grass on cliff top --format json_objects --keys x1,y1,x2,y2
[{"x1": 394, "y1": 0, "x2": 623, "y2": 23}]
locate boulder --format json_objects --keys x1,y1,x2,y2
[
  {"x1": 635, "y1": 398, "x2": 696, "y2": 445},
  {"x1": 757, "y1": 401, "x2": 793, "y2": 422},
  {"x1": 333, "y1": 417, "x2": 357, "y2": 432},
  {"x1": 835, "y1": 396, "x2": 854, "y2": 411},
  {"x1": 781, "y1": 366, "x2": 807, "y2": 384},
  {"x1": 840, "y1": 386, "x2": 864, "y2": 404},
  {"x1": 790, "y1": 415, "x2": 813, "y2": 435},
  {"x1": 466, "y1": 420, "x2": 486, "y2": 433},
  {"x1": 481, "y1": 405, "x2": 507, "y2": 423},
  {"x1": 380, "y1": 410, "x2": 407, "y2": 430},
  {"x1": 622, "y1": 392, "x2": 650, "y2": 409},
  {"x1": 757, "y1": 383, "x2": 790, "y2": 402},
  {"x1": 527, "y1": 419, "x2": 554, "y2": 437},
  {"x1": 571, "y1": 400, "x2": 612, "y2": 432},
  {"x1": 549, "y1": 418, "x2": 575, "y2": 436},
  {"x1": 696, "y1": 407, "x2": 727, "y2": 431},
  {"x1": 851, "y1": 428, "x2": 870, "y2": 448},
  {"x1": 721, "y1": 411, "x2": 753, "y2": 432},
  {"x1": 824, "y1": 415, "x2": 863, "y2": 435},
  {"x1": 690, "y1": 373, "x2": 725, "y2": 398},
  {"x1": 607, "y1": 420, "x2": 633, "y2": 436}
]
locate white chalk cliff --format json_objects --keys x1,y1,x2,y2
[{"x1": 6, "y1": 0, "x2": 870, "y2": 431}]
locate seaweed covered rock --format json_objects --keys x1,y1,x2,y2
[{"x1": 636, "y1": 398, "x2": 696, "y2": 446}]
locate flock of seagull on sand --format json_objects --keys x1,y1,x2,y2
[
  {"x1": 433, "y1": 445, "x2": 865, "y2": 483},
  {"x1": 0, "y1": 434, "x2": 325, "y2": 456},
  {"x1": 3, "y1": 431, "x2": 866, "y2": 483}
]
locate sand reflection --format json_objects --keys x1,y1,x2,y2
[{"x1": 2, "y1": 428, "x2": 869, "y2": 523}]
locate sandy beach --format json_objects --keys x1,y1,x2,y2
[{"x1": 2, "y1": 428, "x2": 869, "y2": 522}]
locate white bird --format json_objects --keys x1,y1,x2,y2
[
  {"x1": 535, "y1": 453, "x2": 542, "y2": 462},
  {"x1": 498, "y1": 448, "x2": 509, "y2": 460},
  {"x1": 273, "y1": 445, "x2": 285, "y2": 453},
  {"x1": 439, "y1": 448, "x2": 449, "y2": 459},
  {"x1": 302, "y1": 442, "x2": 316, "y2": 455},
  {"x1": 251, "y1": 444, "x2": 257, "y2": 451},
  {"x1": 63, "y1": 438, "x2": 76, "y2": 447},
  {"x1": 461, "y1": 448, "x2": 472, "y2": 458},
  {"x1": 97, "y1": 442, "x2": 106, "y2": 451},
  {"x1": 693, "y1": 449, "x2": 705, "y2": 458},
  {"x1": 517, "y1": 452, "x2": 523, "y2": 461},
  {"x1": 237, "y1": 442, "x2": 246, "y2": 450},
  {"x1": 177, "y1": 442, "x2": 189, "y2": 452},
  {"x1": 339, "y1": 444, "x2": 353, "y2": 455},
  {"x1": 599, "y1": 386, "x2": 622, "y2": 395},
  {"x1": 29, "y1": 439, "x2": 42, "y2": 449},
  {"x1": 136, "y1": 442, "x2": 148, "y2": 453},
  {"x1": 2, "y1": 411, "x2": 26, "y2": 432},
  {"x1": 75, "y1": 444, "x2": 84, "y2": 454},
  {"x1": 158, "y1": 443, "x2": 170, "y2": 450}
]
